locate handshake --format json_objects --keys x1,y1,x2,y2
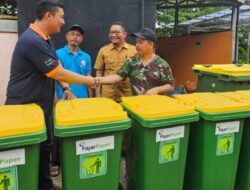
[
  {"x1": 84, "y1": 74, "x2": 120, "y2": 89},
  {"x1": 85, "y1": 76, "x2": 104, "y2": 88}
]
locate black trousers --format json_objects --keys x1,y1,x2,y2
[{"x1": 38, "y1": 108, "x2": 53, "y2": 190}]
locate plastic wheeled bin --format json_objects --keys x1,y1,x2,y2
[
  {"x1": 173, "y1": 92, "x2": 250, "y2": 190},
  {"x1": 0, "y1": 104, "x2": 46, "y2": 190},
  {"x1": 54, "y1": 98, "x2": 130, "y2": 190},
  {"x1": 192, "y1": 64, "x2": 250, "y2": 92},
  {"x1": 121, "y1": 95, "x2": 199, "y2": 190},
  {"x1": 216, "y1": 90, "x2": 250, "y2": 190}
]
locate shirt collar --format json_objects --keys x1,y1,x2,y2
[
  {"x1": 124, "y1": 43, "x2": 129, "y2": 49},
  {"x1": 64, "y1": 45, "x2": 82, "y2": 55},
  {"x1": 29, "y1": 23, "x2": 50, "y2": 40},
  {"x1": 110, "y1": 42, "x2": 128, "y2": 50}
]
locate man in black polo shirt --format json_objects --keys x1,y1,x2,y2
[{"x1": 5, "y1": 1, "x2": 95, "y2": 190}]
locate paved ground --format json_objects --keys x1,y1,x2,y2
[{"x1": 52, "y1": 173, "x2": 62, "y2": 188}]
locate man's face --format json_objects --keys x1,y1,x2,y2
[
  {"x1": 47, "y1": 7, "x2": 65, "y2": 34},
  {"x1": 109, "y1": 25, "x2": 127, "y2": 45},
  {"x1": 135, "y1": 38, "x2": 153, "y2": 56},
  {"x1": 66, "y1": 30, "x2": 83, "y2": 47}
]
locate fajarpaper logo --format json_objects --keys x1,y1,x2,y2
[
  {"x1": 156, "y1": 126, "x2": 185, "y2": 142},
  {"x1": 76, "y1": 136, "x2": 114, "y2": 155},
  {"x1": 79, "y1": 142, "x2": 112, "y2": 152},
  {"x1": 158, "y1": 131, "x2": 182, "y2": 139},
  {"x1": 215, "y1": 121, "x2": 240, "y2": 135},
  {"x1": 0, "y1": 149, "x2": 25, "y2": 169}
]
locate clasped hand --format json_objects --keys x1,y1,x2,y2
[{"x1": 87, "y1": 76, "x2": 102, "y2": 89}]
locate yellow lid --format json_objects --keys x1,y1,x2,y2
[
  {"x1": 174, "y1": 92, "x2": 250, "y2": 113},
  {"x1": 0, "y1": 104, "x2": 44, "y2": 137},
  {"x1": 216, "y1": 91, "x2": 250, "y2": 105},
  {"x1": 121, "y1": 95, "x2": 195, "y2": 118},
  {"x1": 55, "y1": 98, "x2": 128, "y2": 126},
  {"x1": 193, "y1": 64, "x2": 250, "y2": 76},
  {"x1": 236, "y1": 90, "x2": 250, "y2": 98}
]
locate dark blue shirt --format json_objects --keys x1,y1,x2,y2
[{"x1": 5, "y1": 25, "x2": 60, "y2": 113}]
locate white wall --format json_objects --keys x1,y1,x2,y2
[{"x1": 0, "y1": 33, "x2": 18, "y2": 105}]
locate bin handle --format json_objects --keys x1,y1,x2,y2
[
  {"x1": 192, "y1": 70, "x2": 202, "y2": 76},
  {"x1": 201, "y1": 64, "x2": 212, "y2": 68},
  {"x1": 218, "y1": 74, "x2": 232, "y2": 81},
  {"x1": 235, "y1": 64, "x2": 244, "y2": 67}
]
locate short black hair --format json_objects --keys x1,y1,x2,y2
[
  {"x1": 36, "y1": 0, "x2": 64, "y2": 20},
  {"x1": 110, "y1": 21, "x2": 126, "y2": 32}
]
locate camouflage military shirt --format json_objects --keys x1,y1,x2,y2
[{"x1": 117, "y1": 55, "x2": 174, "y2": 95}]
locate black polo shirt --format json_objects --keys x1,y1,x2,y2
[{"x1": 5, "y1": 24, "x2": 61, "y2": 114}]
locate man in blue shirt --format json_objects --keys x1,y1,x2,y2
[{"x1": 56, "y1": 24, "x2": 92, "y2": 99}]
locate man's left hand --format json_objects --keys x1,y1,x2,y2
[{"x1": 62, "y1": 90, "x2": 75, "y2": 100}]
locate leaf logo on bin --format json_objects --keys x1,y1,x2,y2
[
  {"x1": 76, "y1": 136, "x2": 115, "y2": 155},
  {"x1": 79, "y1": 142, "x2": 85, "y2": 146}
]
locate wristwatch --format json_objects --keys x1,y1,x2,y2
[{"x1": 62, "y1": 86, "x2": 71, "y2": 92}]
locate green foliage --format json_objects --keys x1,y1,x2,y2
[
  {"x1": 156, "y1": 7, "x2": 227, "y2": 37},
  {"x1": 155, "y1": 5, "x2": 249, "y2": 63},
  {"x1": 238, "y1": 26, "x2": 250, "y2": 63}
]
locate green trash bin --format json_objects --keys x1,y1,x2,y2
[
  {"x1": 0, "y1": 104, "x2": 46, "y2": 190},
  {"x1": 192, "y1": 64, "x2": 250, "y2": 92},
  {"x1": 121, "y1": 95, "x2": 199, "y2": 190},
  {"x1": 174, "y1": 92, "x2": 250, "y2": 190},
  {"x1": 54, "y1": 98, "x2": 130, "y2": 190},
  {"x1": 216, "y1": 91, "x2": 250, "y2": 190}
]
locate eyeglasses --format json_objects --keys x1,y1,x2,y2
[{"x1": 109, "y1": 31, "x2": 123, "y2": 35}]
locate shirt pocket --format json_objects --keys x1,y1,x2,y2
[
  {"x1": 118, "y1": 52, "x2": 136, "y2": 67},
  {"x1": 104, "y1": 57, "x2": 115, "y2": 70},
  {"x1": 117, "y1": 55, "x2": 127, "y2": 67}
]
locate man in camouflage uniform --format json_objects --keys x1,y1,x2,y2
[
  {"x1": 95, "y1": 27, "x2": 174, "y2": 190},
  {"x1": 96, "y1": 27, "x2": 174, "y2": 96}
]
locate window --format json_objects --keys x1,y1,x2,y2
[
  {"x1": 0, "y1": 0, "x2": 17, "y2": 20},
  {"x1": 0, "y1": 0, "x2": 17, "y2": 32}
]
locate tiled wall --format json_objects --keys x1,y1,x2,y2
[{"x1": 0, "y1": 33, "x2": 18, "y2": 105}]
